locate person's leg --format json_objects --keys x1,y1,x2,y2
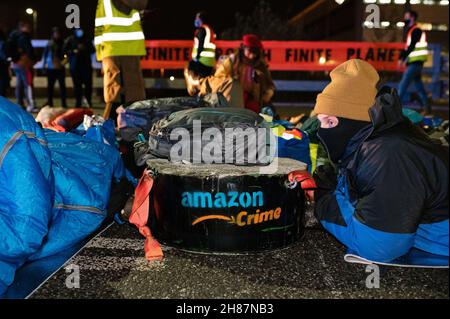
[
  {"x1": 25, "y1": 67, "x2": 36, "y2": 110},
  {"x1": 47, "y1": 69, "x2": 56, "y2": 106},
  {"x1": 412, "y1": 66, "x2": 431, "y2": 114},
  {"x1": 71, "y1": 69, "x2": 83, "y2": 107},
  {"x1": 0, "y1": 67, "x2": 7, "y2": 97},
  {"x1": 57, "y1": 69, "x2": 67, "y2": 108},
  {"x1": 0, "y1": 63, "x2": 9, "y2": 97},
  {"x1": 121, "y1": 56, "x2": 145, "y2": 103},
  {"x1": 198, "y1": 63, "x2": 213, "y2": 78},
  {"x1": 398, "y1": 64, "x2": 416, "y2": 105},
  {"x1": 83, "y1": 67, "x2": 93, "y2": 107},
  {"x1": 0, "y1": 78, "x2": 5, "y2": 97},
  {"x1": 13, "y1": 67, "x2": 25, "y2": 106},
  {"x1": 102, "y1": 56, "x2": 122, "y2": 119}
]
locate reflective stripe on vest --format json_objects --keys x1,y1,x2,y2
[
  {"x1": 95, "y1": 12, "x2": 141, "y2": 27},
  {"x1": 95, "y1": 0, "x2": 146, "y2": 60},
  {"x1": 192, "y1": 24, "x2": 217, "y2": 67},
  {"x1": 94, "y1": 31, "x2": 145, "y2": 46},
  {"x1": 406, "y1": 25, "x2": 428, "y2": 63}
]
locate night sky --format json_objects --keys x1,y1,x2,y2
[{"x1": 0, "y1": 0, "x2": 314, "y2": 39}]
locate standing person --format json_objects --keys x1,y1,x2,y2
[
  {"x1": 398, "y1": 10, "x2": 430, "y2": 114},
  {"x1": 8, "y1": 21, "x2": 37, "y2": 112},
  {"x1": 64, "y1": 28, "x2": 95, "y2": 108},
  {"x1": 42, "y1": 27, "x2": 67, "y2": 108},
  {"x1": 0, "y1": 30, "x2": 10, "y2": 97},
  {"x1": 95, "y1": 0, "x2": 149, "y2": 120},
  {"x1": 188, "y1": 12, "x2": 216, "y2": 78}
]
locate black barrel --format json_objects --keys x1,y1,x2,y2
[{"x1": 147, "y1": 158, "x2": 307, "y2": 253}]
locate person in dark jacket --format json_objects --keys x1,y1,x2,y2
[
  {"x1": 291, "y1": 59, "x2": 448, "y2": 267},
  {"x1": 398, "y1": 10, "x2": 430, "y2": 114},
  {"x1": 0, "y1": 30, "x2": 10, "y2": 97},
  {"x1": 63, "y1": 28, "x2": 95, "y2": 107},
  {"x1": 8, "y1": 21, "x2": 37, "y2": 112},
  {"x1": 42, "y1": 27, "x2": 67, "y2": 108}
]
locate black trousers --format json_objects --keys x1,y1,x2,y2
[
  {"x1": 71, "y1": 66, "x2": 93, "y2": 107},
  {"x1": 188, "y1": 60, "x2": 213, "y2": 78},
  {"x1": 0, "y1": 63, "x2": 10, "y2": 97},
  {"x1": 47, "y1": 69, "x2": 67, "y2": 107}
]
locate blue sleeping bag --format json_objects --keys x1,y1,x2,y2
[{"x1": 0, "y1": 97, "x2": 129, "y2": 295}]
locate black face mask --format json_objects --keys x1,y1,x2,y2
[{"x1": 318, "y1": 117, "x2": 371, "y2": 163}]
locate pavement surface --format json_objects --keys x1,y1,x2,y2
[{"x1": 31, "y1": 223, "x2": 449, "y2": 299}]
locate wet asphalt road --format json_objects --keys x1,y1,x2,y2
[{"x1": 31, "y1": 223, "x2": 449, "y2": 299}]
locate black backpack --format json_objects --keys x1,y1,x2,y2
[{"x1": 146, "y1": 107, "x2": 275, "y2": 166}]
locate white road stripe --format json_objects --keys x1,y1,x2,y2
[
  {"x1": 69, "y1": 256, "x2": 167, "y2": 271},
  {"x1": 85, "y1": 237, "x2": 145, "y2": 251}
]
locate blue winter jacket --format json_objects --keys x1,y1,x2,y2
[
  {"x1": 314, "y1": 89, "x2": 449, "y2": 267},
  {"x1": 0, "y1": 96, "x2": 129, "y2": 294}
]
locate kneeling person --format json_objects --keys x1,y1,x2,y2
[{"x1": 313, "y1": 59, "x2": 448, "y2": 266}]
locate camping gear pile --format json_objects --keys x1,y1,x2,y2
[
  {"x1": 0, "y1": 97, "x2": 134, "y2": 296},
  {"x1": 117, "y1": 96, "x2": 314, "y2": 259}
]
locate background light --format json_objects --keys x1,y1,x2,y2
[{"x1": 26, "y1": 8, "x2": 34, "y2": 15}]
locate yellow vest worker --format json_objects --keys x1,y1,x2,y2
[
  {"x1": 398, "y1": 10, "x2": 430, "y2": 114},
  {"x1": 186, "y1": 12, "x2": 216, "y2": 80},
  {"x1": 191, "y1": 24, "x2": 216, "y2": 68},
  {"x1": 95, "y1": 0, "x2": 148, "y2": 119},
  {"x1": 405, "y1": 25, "x2": 428, "y2": 64}
]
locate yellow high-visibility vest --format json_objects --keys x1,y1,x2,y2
[
  {"x1": 406, "y1": 25, "x2": 428, "y2": 64},
  {"x1": 95, "y1": 0, "x2": 146, "y2": 61},
  {"x1": 192, "y1": 24, "x2": 217, "y2": 67}
]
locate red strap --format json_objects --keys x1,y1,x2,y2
[
  {"x1": 288, "y1": 170, "x2": 317, "y2": 202},
  {"x1": 48, "y1": 122, "x2": 67, "y2": 132},
  {"x1": 129, "y1": 170, "x2": 163, "y2": 261}
]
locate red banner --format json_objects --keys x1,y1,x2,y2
[{"x1": 141, "y1": 40, "x2": 407, "y2": 71}]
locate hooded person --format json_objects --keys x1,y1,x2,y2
[
  {"x1": 291, "y1": 59, "x2": 448, "y2": 267},
  {"x1": 216, "y1": 34, "x2": 275, "y2": 113}
]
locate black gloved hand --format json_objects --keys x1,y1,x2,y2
[{"x1": 313, "y1": 164, "x2": 338, "y2": 201}]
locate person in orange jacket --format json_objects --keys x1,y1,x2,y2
[
  {"x1": 216, "y1": 34, "x2": 275, "y2": 113},
  {"x1": 186, "y1": 34, "x2": 275, "y2": 113}
]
